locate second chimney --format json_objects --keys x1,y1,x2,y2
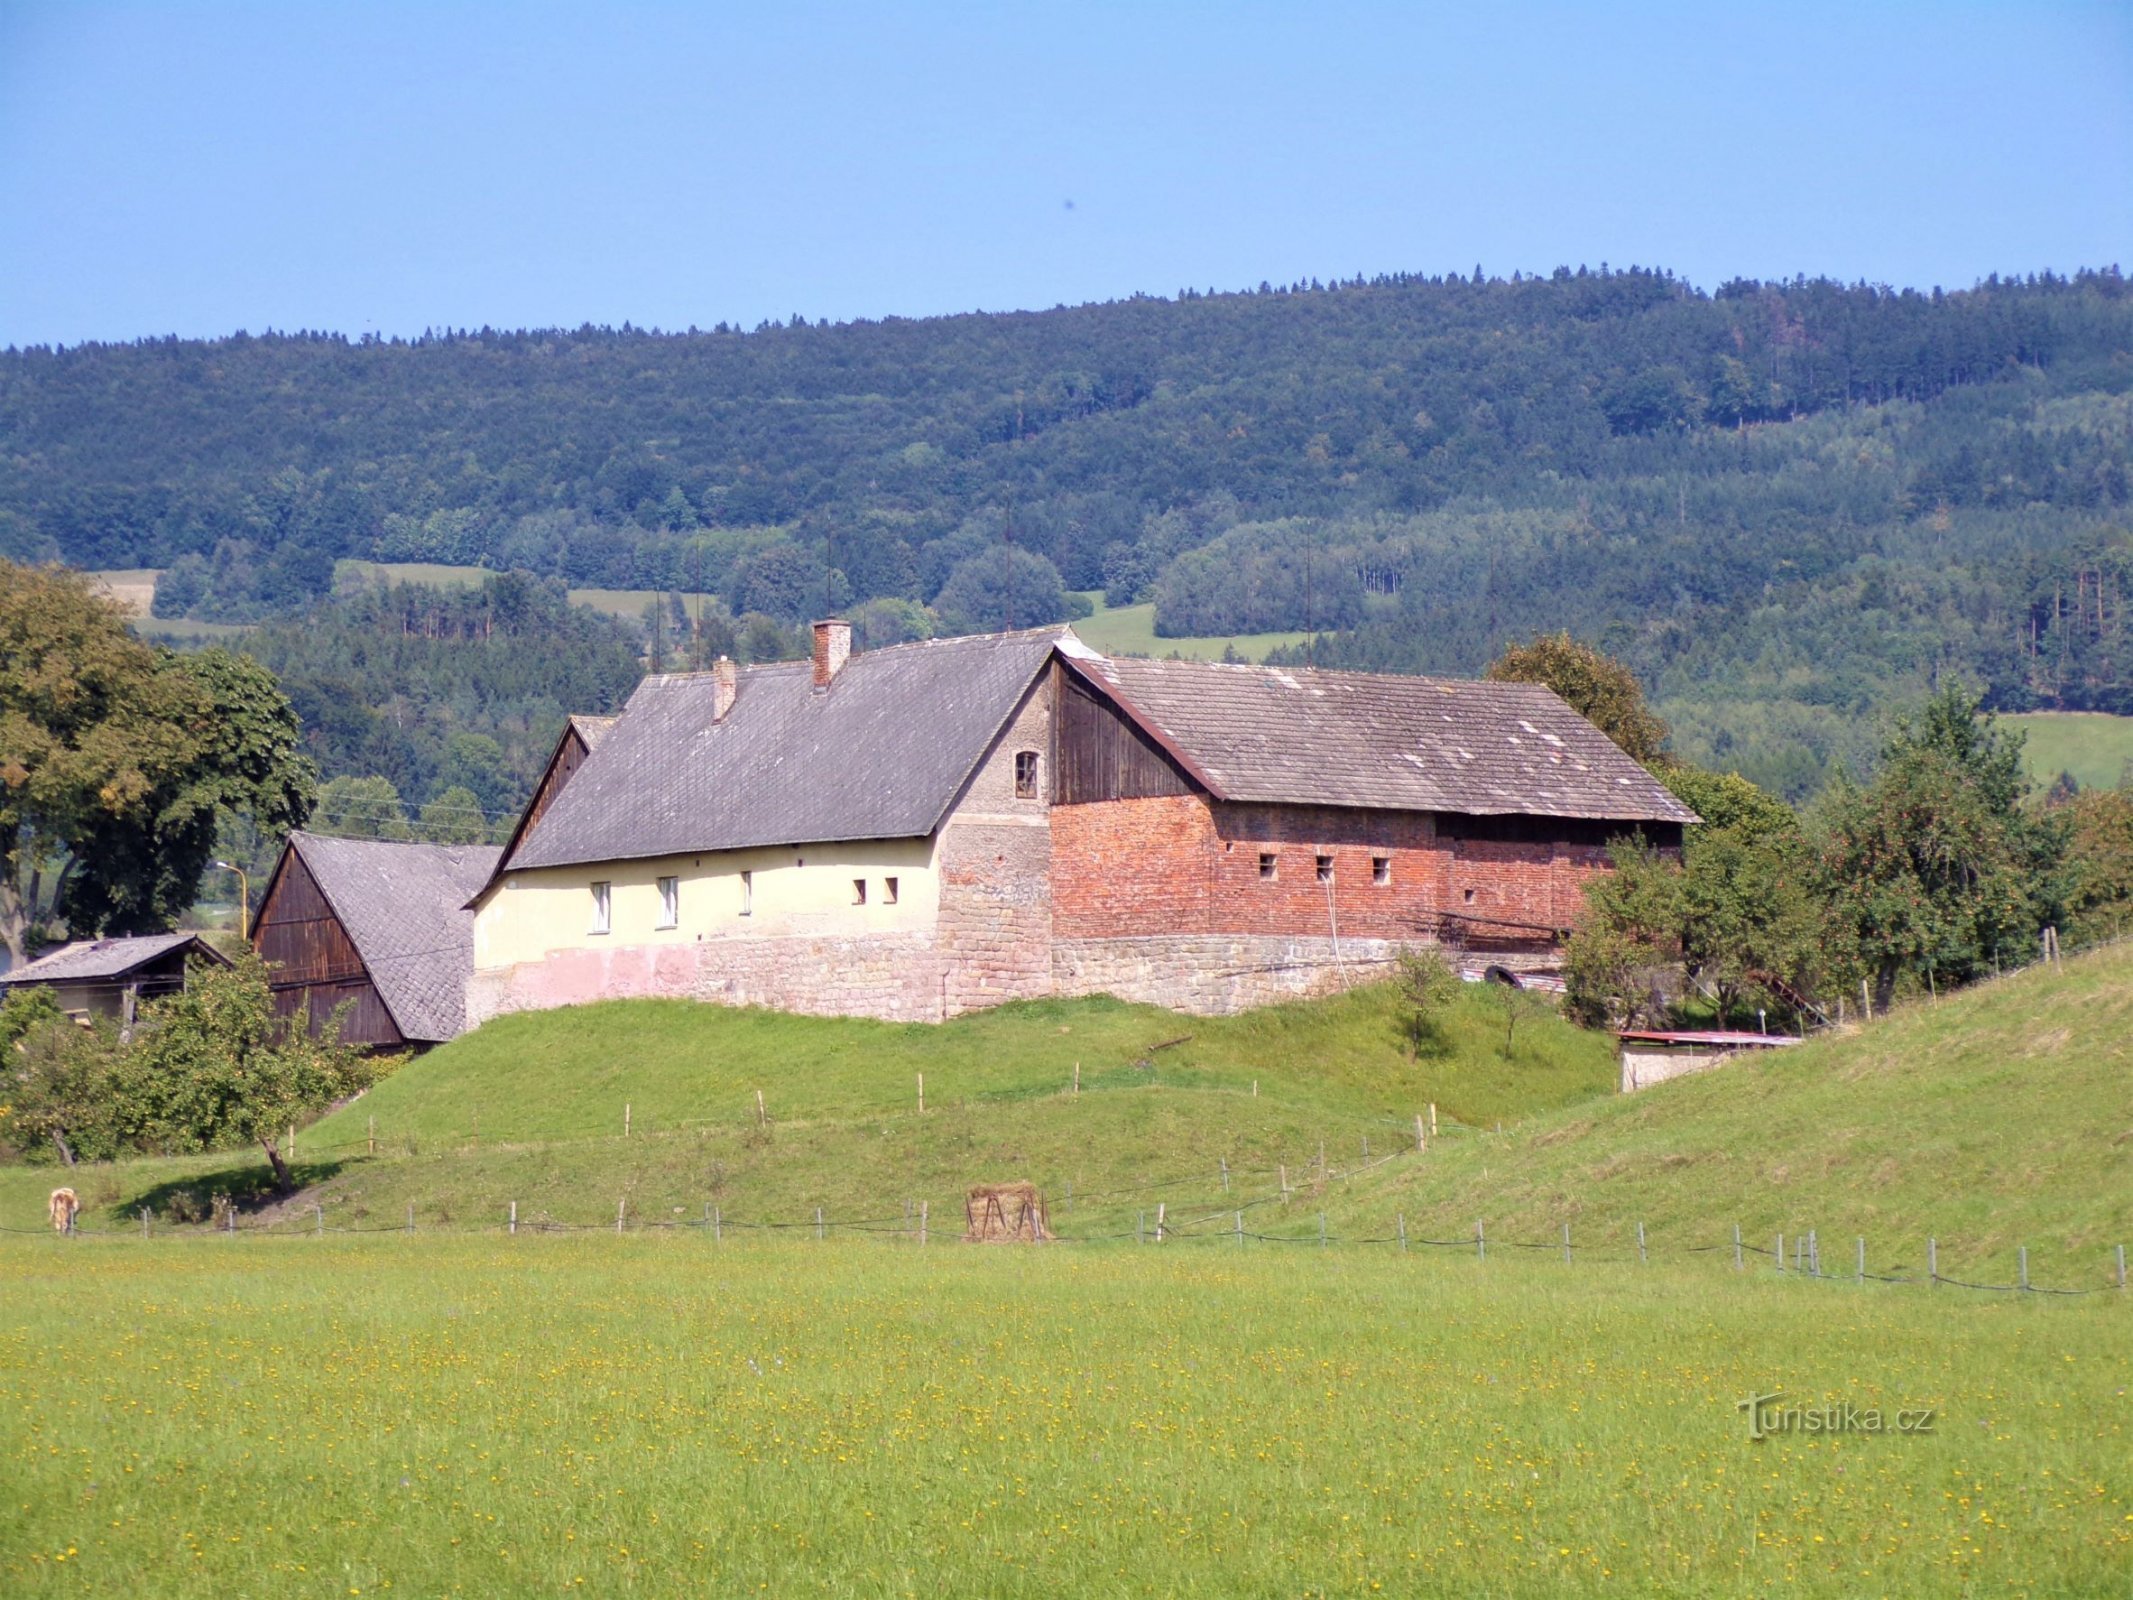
[
  {"x1": 811, "y1": 619, "x2": 852, "y2": 689},
  {"x1": 712, "y1": 655, "x2": 738, "y2": 721}
]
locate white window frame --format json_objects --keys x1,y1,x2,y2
[
  {"x1": 590, "y1": 880, "x2": 612, "y2": 935},
  {"x1": 657, "y1": 875, "x2": 680, "y2": 929}
]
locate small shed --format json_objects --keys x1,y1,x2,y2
[
  {"x1": 0, "y1": 933, "x2": 231, "y2": 1027},
  {"x1": 1617, "y1": 1029, "x2": 1799, "y2": 1093},
  {"x1": 254, "y1": 832, "x2": 502, "y2": 1049}
]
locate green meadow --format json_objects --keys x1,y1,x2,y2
[
  {"x1": 1067, "y1": 592, "x2": 1310, "y2": 663},
  {"x1": 2001, "y1": 710, "x2": 2133, "y2": 792}
]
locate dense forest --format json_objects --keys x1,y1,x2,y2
[{"x1": 4, "y1": 265, "x2": 2129, "y2": 801}]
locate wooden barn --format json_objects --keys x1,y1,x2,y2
[{"x1": 253, "y1": 832, "x2": 503, "y2": 1049}]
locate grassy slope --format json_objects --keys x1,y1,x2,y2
[
  {"x1": 2002, "y1": 710, "x2": 2133, "y2": 791},
  {"x1": 1, "y1": 984, "x2": 1609, "y2": 1232},
  {"x1": 1344, "y1": 944, "x2": 2133, "y2": 1283},
  {"x1": 1069, "y1": 592, "x2": 1308, "y2": 662}
]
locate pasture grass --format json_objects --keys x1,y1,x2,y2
[
  {"x1": 2001, "y1": 710, "x2": 2133, "y2": 792},
  {"x1": 0, "y1": 1235, "x2": 2123, "y2": 1598},
  {"x1": 1360, "y1": 943, "x2": 2133, "y2": 1286},
  {"x1": 1069, "y1": 593, "x2": 1309, "y2": 663}
]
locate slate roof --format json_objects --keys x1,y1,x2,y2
[
  {"x1": 288, "y1": 833, "x2": 503, "y2": 1043},
  {"x1": 507, "y1": 627, "x2": 1070, "y2": 872},
  {"x1": 0, "y1": 932, "x2": 226, "y2": 986},
  {"x1": 568, "y1": 714, "x2": 616, "y2": 748},
  {"x1": 1070, "y1": 655, "x2": 1697, "y2": 824}
]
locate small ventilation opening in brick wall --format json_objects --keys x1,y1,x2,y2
[
  {"x1": 1372, "y1": 856, "x2": 1390, "y2": 885},
  {"x1": 1463, "y1": 888, "x2": 1477, "y2": 904},
  {"x1": 1258, "y1": 852, "x2": 1277, "y2": 880},
  {"x1": 1315, "y1": 854, "x2": 1334, "y2": 883}
]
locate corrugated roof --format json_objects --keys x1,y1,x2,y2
[
  {"x1": 289, "y1": 833, "x2": 503, "y2": 1043},
  {"x1": 1071, "y1": 656, "x2": 1697, "y2": 824},
  {"x1": 0, "y1": 932, "x2": 221, "y2": 985},
  {"x1": 508, "y1": 627, "x2": 1069, "y2": 872}
]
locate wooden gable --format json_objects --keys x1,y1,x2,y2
[{"x1": 253, "y1": 845, "x2": 405, "y2": 1048}]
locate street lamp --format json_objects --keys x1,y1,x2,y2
[{"x1": 212, "y1": 860, "x2": 250, "y2": 942}]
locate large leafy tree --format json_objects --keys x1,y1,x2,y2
[
  {"x1": 1565, "y1": 767, "x2": 1832, "y2": 1028},
  {"x1": 1484, "y1": 632, "x2": 1670, "y2": 764},
  {"x1": 128, "y1": 955, "x2": 369, "y2": 1192},
  {"x1": 0, "y1": 562, "x2": 315, "y2": 962},
  {"x1": 1817, "y1": 685, "x2": 2063, "y2": 1009}
]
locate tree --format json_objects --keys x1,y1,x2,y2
[
  {"x1": 1391, "y1": 948, "x2": 1460, "y2": 1058},
  {"x1": 934, "y1": 547, "x2": 1073, "y2": 636},
  {"x1": 419, "y1": 785, "x2": 490, "y2": 844},
  {"x1": 129, "y1": 955, "x2": 369, "y2": 1192},
  {"x1": 313, "y1": 775, "x2": 412, "y2": 840},
  {"x1": 2060, "y1": 788, "x2": 2133, "y2": 945},
  {"x1": 0, "y1": 562, "x2": 314, "y2": 964},
  {"x1": 1817, "y1": 685, "x2": 2062, "y2": 1010},
  {"x1": 1484, "y1": 633, "x2": 1670, "y2": 764},
  {"x1": 5, "y1": 1006, "x2": 128, "y2": 1166}
]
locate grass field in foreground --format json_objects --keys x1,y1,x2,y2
[
  {"x1": 1, "y1": 1237, "x2": 2123, "y2": 1598},
  {"x1": 2001, "y1": 710, "x2": 2133, "y2": 792}
]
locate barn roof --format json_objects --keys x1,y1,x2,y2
[
  {"x1": 1067, "y1": 655, "x2": 1697, "y2": 824},
  {"x1": 507, "y1": 627, "x2": 1069, "y2": 872},
  {"x1": 568, "y1": 714, "x2": 616, "y2": 748},
  {"x1": 0, "y1": 932, "x2": 227, "y2": 986},
  {"x1": 286, "y1": 833, "x2": 503, "y2": 1043}
]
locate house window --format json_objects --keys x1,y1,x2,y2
[
  {"x1": 1014, "y1": 750, "x2": 1040, "y2": 799},
  {"x1": 853, "y1": 878, "x2": 868, "y2": 906},
  {"x1": 590, "y1": 881, "x2": 612, "y2": 935},
  {"x1": 656, "y1": 876, "x2": 679, "y2": 929},
  {"x1": 1258, "y1": 852, "x2": 1277, "y2": 881},
  {"x1": 883, "y1": 876, "x2": 899, "y2": 905},
  {"x1": 1315, "y1": 854, "x2": 1334, "y2": 883},
  {"x1": 739, "y1": 870, "x2": 753, "y2": 916},
  {"x1": 1372, "y1": 856, "x2": 1391, "y2": 886}
]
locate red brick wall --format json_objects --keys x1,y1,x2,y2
[{"x1": 1052, "y1": 794, "x2": 1619, "y2": 945}]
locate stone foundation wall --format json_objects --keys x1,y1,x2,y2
[
  {"x1": 1051, "y1": 934, "x2": 1404, "y2": 1014},
  {"x1": 467, "y1": 929, "x2": 946, "y2": 1026}
]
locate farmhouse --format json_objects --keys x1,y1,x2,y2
[
  {"x1": 0, "y1": 932, "x2": 230, "y2": 1027},
  {"x1": 254, "y1": 832, "x2": 503, "y2": 1048},
  {"x1": 464, "y1": 621, "x2": 1693, "y2": 1023}
]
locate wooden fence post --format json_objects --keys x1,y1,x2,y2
[
  {"x1": 917, "y1": 1073, "x2": 924, "y2": 1114},
  {"x1": 1236, "y1": 1211, "x2": 1244, "y2": 1247},
  {"x1": 816, "y1": 1206, "x2": 825, "y2": 1242},
  {"x1": 1856, "y1": 1237, "x2": 1864, "y2": 1283},
  {"x1": 1733, "y1": 1223, "x2": 1742, "y2": 1271},
  {"x1": 1475, "y1": 1219, "x2": 1484, "y2": 1262},
  {"x1": 755, "y1": 1089, "x2": 765, "y2": 1126},
  {"x1": 919, "y1": 1200, "x2": 927, "y2": 1247},
  {"x1": 1155, "y1": 1202, "x2": 1165, "y2": 1243},
  {"x1": 140, "y1": 1206, "x2": 149, "y2": 1239},
  {"x1": 2019, "y1": 1244, "x2": 2029, "y2": 1291},
  {"x1": 405, "y1": 1202, "x2": 413, "y2": 1234},
  {"x1": 1636, "y1": 1220, "x2": 1646, "y2": 1266},
  {"x1": 2119, "y1": 1244, "x2": 2127, "y2": 1291},
  {"x1": 1279, "y1": 1164, "x2": 1288, "y2": 1201},
  {"x1": 1398, "y1": 1213, "x2": 1407, "y2": 1253},
  {"x1": 1220, "y1": 1157, "x2": 1229, "y2": 1193},
  {"x1": 714, "y1": 1205, "x2": 722, "y2": 1243},
  {"x1": 315, "y1": 1203, "x2": 323, "y2": 1236},
  {"x1": 1429, "y1": 1104, "x2": 1437, "y2": 1137},
  {"x1": 1776, "y1": 1232, "x2": 1784, "y2": 1271},
  {"x1": 1415, "y1": 1114, "x2": 1425, "y2": 1152},
  {"x1": 624, "y1": 1102, "x2": 631, "y2": 1139},
  {"x1": 1562, "y1": 1222, "x2": 1571, "y2": 1265},
  {"x1": 368, "y1": 1114, "x2": 376, "y2": 1156},
  {"x1": 1928, "y1": 1237, "x2": 1937, "y2": 1285},
  {"x1": 509, "y1": 1201, "x2": 517, "y2": 1236},
  {"x1": 1073, "y1": 1061, "x2": 1079, "y2": 1095},
  {"x1": 616, "y1": 1198, "x2": 626, "y2": 1234},
  {"x1": 1137, "y1": 1209, "x2": 1145, "y2": 1244},
  {"x1": 1318, "y1": 1212, "x2": 1326, "y2": 1247}
]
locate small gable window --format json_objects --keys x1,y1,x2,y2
[
  {"x1": 1014, "y1": 750, "x2": 1040, "y2": 799},
  {"x1": 657, "y1": 876, "x2": 679, "y2": 929},
  {"x1": 590, "y1": 881, "x2": 612, "y2": 935}
]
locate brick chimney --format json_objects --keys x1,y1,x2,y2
[
  {"x1": 811, "y1": 619, "x2": 852, "y2": 689},
  {"x1": 712, "y1": 655, "x2": 738, "y2": 721}
]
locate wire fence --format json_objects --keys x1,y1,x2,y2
[{"x1": 13, "y1": 1151, "x2": 2128, "y2": 1300}]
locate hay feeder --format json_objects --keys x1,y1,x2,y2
[{"x1": 963, "y1": 1181, "x2": 1052, "y2": 1243}]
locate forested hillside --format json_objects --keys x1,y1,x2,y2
[{"x1": 5, "y1": 266, "x2": 2130, "y2": 797}]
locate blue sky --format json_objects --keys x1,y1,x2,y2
[{"x1": 1, "y1": 2, "x2": 2127, "y2": 346}]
